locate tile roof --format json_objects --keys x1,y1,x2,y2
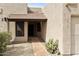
[{"x1": 7, "y1": 7, "x2": 47, "y2": 21}]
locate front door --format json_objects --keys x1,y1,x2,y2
[
  {"x1": 28, "y1": 22, "x2": 41, "y2": 37},
  {"x1": 28, "y1": 23, "x2": 35, "y2": 36}
]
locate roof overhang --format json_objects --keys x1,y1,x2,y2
[
  {"x1": 71, "y1": 13, "x2": 79, "y2": 17},
  {"x1": 7, "y1": 13, "x2": 47, "y2": 22}
]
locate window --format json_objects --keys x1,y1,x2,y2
[{"x1": 16, "y1": 21, "x2": 24, "y2": 36}]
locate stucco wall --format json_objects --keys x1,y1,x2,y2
[
  {"x1": 42, "y1": 3, "x2": 64, "y2": 54},
  {"x1": 0, "y1": 3, "x2": 27, "y2": 17},
  {"x1": 70, "y1": 4, "x2": 79, "y2": 16},
  {"x1": 0, "y1": 4, "x2": 28, "y2": 42},
  {"x1": 42, "y1": 3, "x2": 72, "y2": 55},
  {"x1": 0, "y1": 3, "x2": 27, "y2": 31},
  {"x1": 9, "y1": 22, "x2": 28, "y2": 42},
  {"x1": 0, "y1": 14, "x2": 8, "y2": 32},
  {"x1": 41, "y1": 22, "x2": 47, "y2": 41},
  {"x1": 9, "y1": 22, "x2": 15, "y2": 42},
  {"x1": 63, "y1": 5, "x2": 71, "y2": 55},
  {"x1": 0, "y1": 20, "x2": 7, "y2": 32},
  {"x1": 24, "y1": 22, "x2": 28, "y2": 41}
]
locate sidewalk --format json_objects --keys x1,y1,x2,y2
[{"x1": 31, "y1": 37, "x2": 49, "y2": 56}]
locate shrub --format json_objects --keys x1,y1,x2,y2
[
  {"x1": 46, "y1": 39, "x2": 60, "y2": 55},
  {"x1": 0, "y1": 32, "x2": 12, "y2": 55}
]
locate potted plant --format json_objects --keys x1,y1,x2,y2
[
  {"x1": 46, "y1": 39, "x2": 60, "y2": 55},
  {"x1": 0, "y1": 32, "x2": 11, "y2": 56}
]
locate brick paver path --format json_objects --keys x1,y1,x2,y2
[{"x1": 30, "y1": 37, "x2": 48, "y2": 56}]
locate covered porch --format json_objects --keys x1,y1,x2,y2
[{"x1": 6, "y1": 13, "x2": 47, "y2": 43}]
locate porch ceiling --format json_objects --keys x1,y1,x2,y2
[{"x1": 7, "y1": 13, "x2": 47, "y2": 22}]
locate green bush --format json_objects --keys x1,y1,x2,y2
[
  {"x1": 46, "y1": 39, "x2": 60, "y2": 55},
  {"x1": 0, "y1": 32, "x2": 12, "y2": 55}
]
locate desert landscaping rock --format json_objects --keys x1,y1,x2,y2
[{"x1": 4, "y1": 43, "x2": 33, "y2": 56}]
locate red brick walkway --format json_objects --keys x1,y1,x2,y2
[{"x1": 30, "y1": 37, "x2": 48, "y2": 56}]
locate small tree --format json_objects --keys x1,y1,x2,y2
[
  {"x1": 0, "y1": 32, "x2": 12, "y2": 55},
  {"x1": 46, "y1": 39, "x2": 60, "y2": 55}
]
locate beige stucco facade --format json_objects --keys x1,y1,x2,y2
[
  {"x1": 1, "y1": 3, "x2": 79, "y2": 55},
  {"x1": 0, "y1": 3, "x2": 46, "y2": 43},
  {"x1": 42, "y1": 3, "x2": 79, "y2": 55},
  {"x1": 0, "y1": 3, "x2": 28, "y2": 42},
  {"x1": 41, "y1": 22, "x2": 47, "y2": 41},
  {"x1": 9, "y1": 22, "x2": 28, "y2": 42},
  {"x1": 42, "y1": 4, "x2": 64, "y2": 55}
]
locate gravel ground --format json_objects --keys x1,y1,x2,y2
[
  {"x1": 2, "y1": 37, "x2": 49, "y2": 56},
  {"x1": 3, "y1": 43, "x2": 33, "y2": 56}
]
